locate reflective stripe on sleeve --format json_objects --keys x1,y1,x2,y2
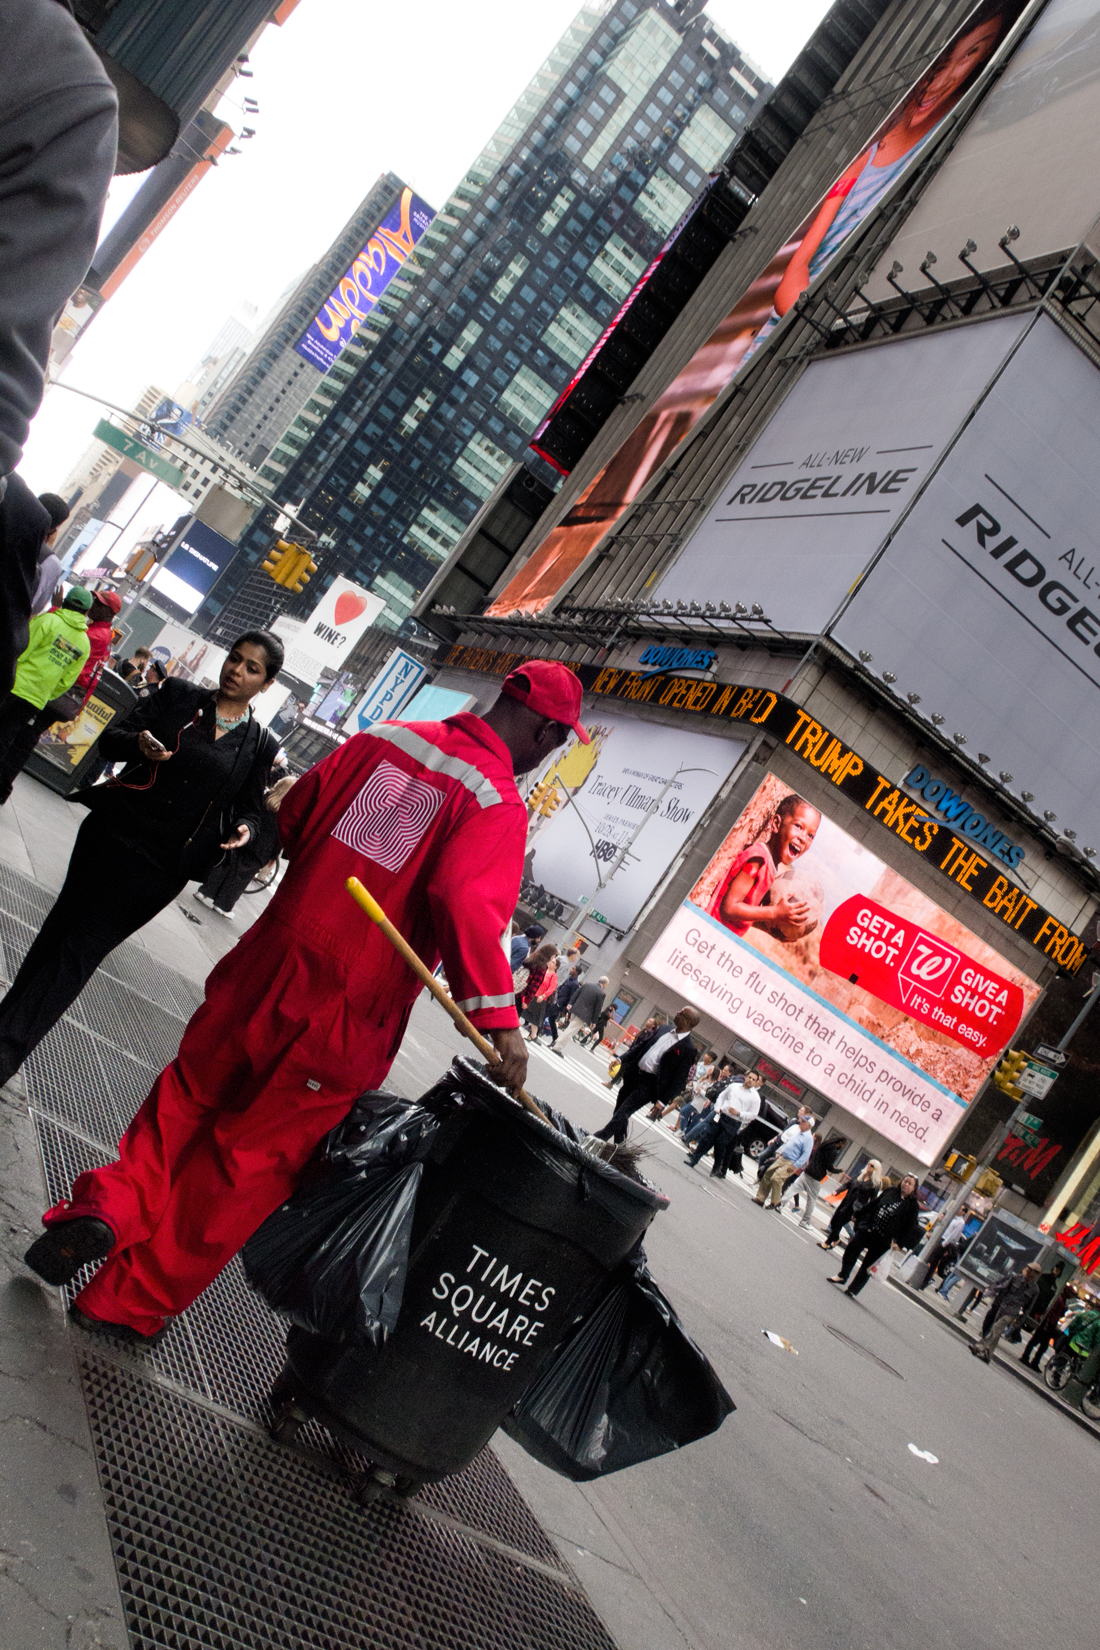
[
  {"x1": 455, "y1": 992, "x2": 517, "y2": 1012},
  {"x1": 370, "y1": 723, "x2": 502, "y2": 808}
]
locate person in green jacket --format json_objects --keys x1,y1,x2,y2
[
  {"x1": 1068, "y1": 1308, "x2": 1100, "y2": 1359},
  {"x1": 0, "y1": 585, "x2": 92, "y2": 803}
]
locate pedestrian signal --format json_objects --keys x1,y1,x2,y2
[
  {"x1": 992, "y1": 1048, "x2": 1028, "y2": 1100},
  {"x1": 944, "y1": 1150, "x2": 975, "y2": 1181},
  {"x1": 262, "y1": 540, "x2": 318, "y2": 592}
]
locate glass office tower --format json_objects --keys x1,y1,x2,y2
[{"x1": 200, "y1": 0, "x2": 768, "y2": 641}]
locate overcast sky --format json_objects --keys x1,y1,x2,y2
[{"x1": 21, "y1": 0, "x2": 833, "y2": 498}]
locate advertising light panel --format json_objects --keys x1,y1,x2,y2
[
  {"x1": 834, "y1": 312, "x2": 1100, "y2": 845},
  {"x1": 295, "y1": 186, "x2": 435, "y2": 373},
  {"x1": 344, "y1": 647, "x2": 426, "y2": 734},
  {"x1": 526, "y1": 716, "x2": 743, "y2": 932},
  {"x1": 864, "y1": 0, "x2": 1100, "y2": 300},
  {"x1": 650, "y1": 314, "x2": 1027, "y2": 630},
  {"x1": 151, "y1": 519, "x2": 237, "y2": 614},
  {"x1": 644, "y1": 772, "x2": 1039, "y2": 1164},
  {"x1": 282, "y1": 577, "x2": 385, "y2": 685},
  {"x1": 487, "y1": 0, "x2": 1029, "y2": 616}
]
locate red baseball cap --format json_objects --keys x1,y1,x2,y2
[
  {"x1": 93, "y1": 588, "x2": 122, "y2": 614},
  {"x1": 501, "y1": 660, "x2": 591, "y2": 743}
]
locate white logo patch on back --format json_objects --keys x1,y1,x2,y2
[{"x1": 332, "y1": 759, "x2": 445, "y2": 871}]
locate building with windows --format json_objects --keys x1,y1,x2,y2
[
  {"x1": 419, "y1": 0, "x2": 1100, "y2": 1221},
  {"x1": 201, "y1": 173, "x2": 412, "y2": 469},
  {"x1": 197, "y1": 0, "x2": 768, "y2": 641}
]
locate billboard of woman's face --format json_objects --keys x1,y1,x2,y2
[{"x1": 490, "y1": 0, "x2": 1027, "y2": 618}]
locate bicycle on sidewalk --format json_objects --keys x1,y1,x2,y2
[{"x1": 1042, "y1": 1348, "x2": 1100, "y2": 1418}]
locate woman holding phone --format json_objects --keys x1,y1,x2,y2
[{"x1": 0, "y1": 630, "x2": 283, "y2": 1087}]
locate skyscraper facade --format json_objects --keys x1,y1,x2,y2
[
  {"x1": 198, "y1": 0, "x2": 768, "y2": 641},
  {"x1": 202, "y1": 172, "x2": 412, "y2": 470}
]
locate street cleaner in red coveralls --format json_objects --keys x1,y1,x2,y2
[{"x1": 24, "y1": 661, "x2": 590, "y2": 1343}]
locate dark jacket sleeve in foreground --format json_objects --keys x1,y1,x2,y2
[
  {"x1": 0, "y1": 0, "x2": 117, "y2": 477},
  {"x1": 97, "y1": 678, "x2": 205, "y2": 765}
]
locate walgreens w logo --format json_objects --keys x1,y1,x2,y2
[{"x1": 899, "y1": 935, "x2": 961, "y2": 1001}]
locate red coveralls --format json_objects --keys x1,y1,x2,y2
[{"x1": 48, "y1": 713, "x2": 527, "y2": 1335}]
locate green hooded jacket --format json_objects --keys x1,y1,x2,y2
[
  {"x1": 1068, "y1": 1309, "x2": 1100, "y2": 1357},
  {"x1": 12, "y1": 606, "x2": 90, "y2": 709}
]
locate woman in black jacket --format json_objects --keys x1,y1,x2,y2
[
  {"x1": 819, "y1": 1159, "x2": 883, "y2": 1251},
  {"x1": 0, "y1": 631, "x2": 282, "y2": 1086},
  {"x1": 829, "y1": 1176, "x2": 923, "y2": 1297}
]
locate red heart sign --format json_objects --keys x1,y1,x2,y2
[{"x1": 333, "y1": 591, "x2": 368, "y2": 627}]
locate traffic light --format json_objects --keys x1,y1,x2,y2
[
  {"x1": 283, "y1": 546, "x2": 317, "y2": 594},
  {"x1": 526, "y1": 778, "x2": 560, "y2": 819},
  {"x1": 261, "y1": 540, "x2": 318, "y2": 592},
  {"x1": 992, "y1": 1048, "x2": 1029, "y2": 1100},
  {"x1": 261, "y1": 540, "x2": 291, "y2": 582},
  {"x1": 973, "y1": 1166, "x2": 1003, "y2": 1198}
]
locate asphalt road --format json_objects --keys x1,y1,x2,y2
[{"x1": 389, "y1": 1004, "x2": 1095, "y2": 1650}]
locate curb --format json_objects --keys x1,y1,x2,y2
[{"x1": 891, "y1": 1278, "x2": 1100, "y2": 1441}]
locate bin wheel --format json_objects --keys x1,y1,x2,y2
[
  {"x1": 352, "y1": 1474, "x2": 386, "y2": 1507},
  {"x1": 268, "y1": 1402, "x2": 307, "y2": 1445},
  {"x1": 269, "y1": 1364, "x2": 299, "y2": 1407},
  {"x1": 393, "y1": 1475, "x2": 421, "y2": 1501}
]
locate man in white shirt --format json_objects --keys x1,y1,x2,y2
[
  {"x1": 685, "y1": 1071, "x2": 762, "y2": 1176},
  {"x1": 593, "y1": 1006, "x2": 700, "y2": 1143},
  {"x1": 754, "y1": 1115, "x2": 815, "y2": 1208},
  {"x1": 917, "y1": 1205, "x2": 970, "y2": 1292}
]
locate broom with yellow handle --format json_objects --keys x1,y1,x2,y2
[{"x1": 345, "y1": 877, "x2": 550, "y2": 1126}]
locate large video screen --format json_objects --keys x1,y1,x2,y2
[
  {"x1": 644, "y1": 773, "x2": 1040, "y2": 1164},
  {"x1": 488, "y1": 0, "x2": 1029, "y2": 616},
  {"x1": 295, "y1": 185, "x2": 435, "y2": 373}
]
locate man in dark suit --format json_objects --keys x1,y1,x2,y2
[{"x1": 594, "y1": 1005, "x2": 700, "y2": 1143}]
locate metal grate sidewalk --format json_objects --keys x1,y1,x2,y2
[{"x1": 3, "y1": 863, "x2": 617, "y2": 1650}]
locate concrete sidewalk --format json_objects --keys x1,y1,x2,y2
[
  {"x1": 0, "y1": 774, "x2": 619, "y2": 1650},
  {"x1": 890, "y1": 1274, "x2": 1100, "y2": 1439}
]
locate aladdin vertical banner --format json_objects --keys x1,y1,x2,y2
[
  {"x1": 492, "y1": 0, "x2": 1029, "y2": 616},
  {"x1": 296, "y1": 185, "x2": 436, "y2": 372}
]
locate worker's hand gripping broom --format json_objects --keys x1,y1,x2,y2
[{"x1": 345, "y1": 877, "x2": 550, "y2": 1125}]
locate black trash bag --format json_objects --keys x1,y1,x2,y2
[
  {"x1": 503, "y1": 1254, "x2": 734, "y2": 1480},
  {"x1": 242, "y1": 1091, "x2": 453, "y2": 1345}
]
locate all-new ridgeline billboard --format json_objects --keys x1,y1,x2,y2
[
  {"x1": 296, "y1": 185, "x2": 435, "y2": 373},
  {"x1": 644, "y1": 773, "x2": 1039, "y2": 1164},
  {"x1": 649, "y1": 314, "x2": 1027, "y2": 627},
  {"x1": 833, "y1": 312, "x2": 1100, "y2": 845},
  {"x1": 488, "y1": 0, "x2": 1030, "y2": 616}
]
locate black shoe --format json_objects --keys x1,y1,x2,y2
[
  {"x1": 24, "y1": 1217, "x2": 115, "y2": 1286},
  {"x1": 69, "y1": 1305, "x2": 166, "y2": 1347},
  {"x1": 709, "y1": 1169, "x2": 726, "y2": 1179}
]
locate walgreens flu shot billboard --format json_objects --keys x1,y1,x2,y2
[{"x1": 644, "y1": 773, "x2": 1039, "y2": 1164}]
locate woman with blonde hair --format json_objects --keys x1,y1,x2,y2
[{"x1": 820, "y1": 1158, "x2": 882, "y2": 1252}]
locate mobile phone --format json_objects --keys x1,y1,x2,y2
[{"x1": 144, "y1": 733, "x2": 166, "y2": 753}]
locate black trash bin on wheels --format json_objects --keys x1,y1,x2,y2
[{"x1": 264, "y1": 1060, "x2": 668, "y2": 1501}]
